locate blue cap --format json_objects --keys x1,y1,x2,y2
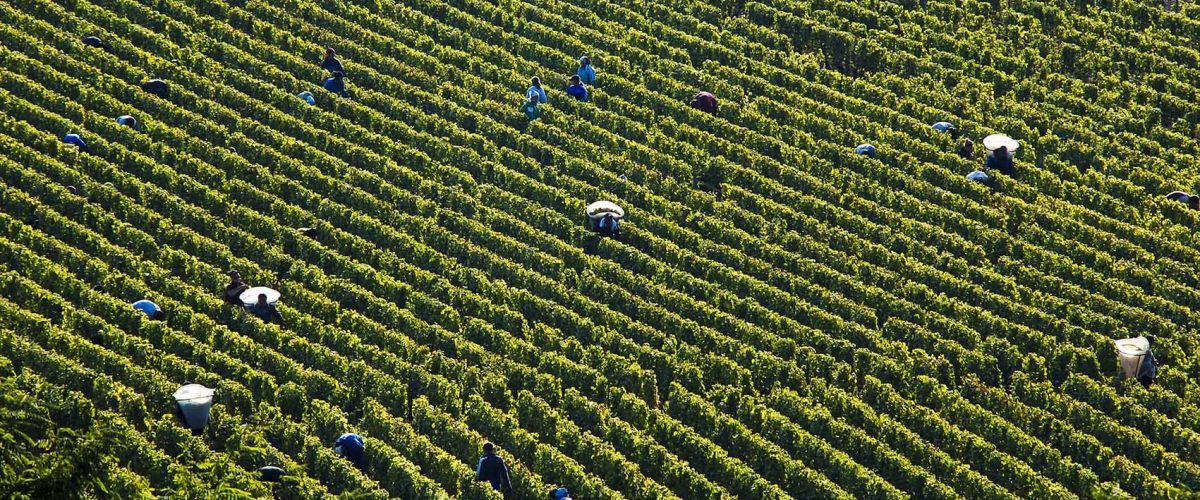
[
  {"x1": 855, "y1": 144, "x2": 876, "y2": 156},
  {"x1": 554, "y1": 488, "x2": 570, "y2": 499}
]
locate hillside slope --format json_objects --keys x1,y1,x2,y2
[{"x1": 2, "y1": 0, "x2": 1200, "y2": 497}]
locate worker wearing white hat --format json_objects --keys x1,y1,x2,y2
[{"x1": 984, "y1": 134, "x2": 1018, "y2": 176}]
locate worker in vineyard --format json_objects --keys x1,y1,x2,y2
[
  {"x1": 132, "y1": 299, "x2": 165, "y2": 320},
  {"x1": 1165, "y1": 191, "x2": 1200, "y2": 210},
  {"x1": 967, "y1": 169, "x2": 989, "y2": 183},
  {"x1": 986, "y1": 145, "x2": 1014, "y2": 175},
  {"x1": 223, "y1": 270, "x2": 250, "y2": 307},
  {"x1": 62, "y1": 133, "x2": 90, "y2": 153},
  {"x1": 320, "y1": 48, "x2": 344, "y2": 74},
  {"x1": 248, "y1": 293, "x2": 286, "y2": 326},
  {"x1": 855, "y1": 143, "x2": 877, "y2": 158},
  {"x1": 957, "y1": 137, "x2": 975, "y2": 159},
  {"x1": 596, "y1": 213, "x2": 621, "y2": 238},
  {"x1": 577, "y1": 56, "x2": 596, "y2": 85},
  {"x1": 142, "y1": 79, "x2": 169, "y2": 98},
  {"x1": 1139, "y1": 336, "x2": 1159, "y2": 388},
  {"x1": 324, "y1": 71, "x2": 348, "y2": 98},
  {"x1": 528, "y1": 77, "x2": 548, "y2": 104},
  {"x1": 1139, "y1": 350, "x2": 1158, "y2": 388},
  {"x1": 520, "y1": 93, "x2": 542, "y2": 121},
  {"x1": 932, "y1": 121, "x2": 958, "y2": 138},
  {"x1": 565, "y1": 75, "x2": 588, "y2": 102},
  {"x1": 475, "y1": 442, "x2": 513, "y2": 494},
  {"x1": 551, "y1": 487, "x2": 573, "y2": 500},
  {"x1": 1166, "y1": 191, "x2": 1189, "y2": 203},
  {"x1": 690, "y1": 91, "x2": 717, "y2": 113},
  {"x1": 258, "y1": 466, "x2": 285, "y2": 482},
  {"x1": 82, "y1": 35, "x2": 109, "y2": 51},
  {"x1": 298, "y1": 91, "x2": 316, "y2": 105},
  {"x1": 117, "y1": 115, "x2": 137, "y2": 128},
  {"x1": 334, "y1": 433, "x2": 366, "y2": 470}
]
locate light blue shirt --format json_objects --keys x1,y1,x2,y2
[
  {"x1": 132, "y1": 300, "x2": 160, "y2": 317},
  {"x1": 577, "y1": 65, "x2": 596, "y2": 85},
  {"x1": 527, "y1": 86, "x2": 547, "y2": 103}
]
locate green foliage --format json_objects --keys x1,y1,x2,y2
[
  {"x1": 0, "y1": 0, "x2": 1198, "y2": 497},
  {"x1": 0, "y1": 375, "x2": 128, "y2": 499}
]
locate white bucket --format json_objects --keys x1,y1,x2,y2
[
  {"x1": 174, "y1": 384, "x2": 215, "y2": 430},
  {"x1": 1114, "y1": 337, "x2": 1150, "y2": 379}
]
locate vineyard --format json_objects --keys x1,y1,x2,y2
[{"x1": 2, "y1": 0, "x2": 1200, "y2": 497}]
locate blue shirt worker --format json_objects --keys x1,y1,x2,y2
[
  {"x1": 1166, "y1": 191, "x2": 1200, "y2": 210},
  {"x1": 117, "y1": 115, "x2": 137, "y2": 128},
  {"x1": 986, "y1": 145, "x2": 1014, "y2": 176},
  {"x1": 247, "y1": 293, "x2": 285, "y2": 326},
  {"x1": 334, "y1": 433, "x2": 366, "y2": 470},
  {"x1": 142, "y1": 79, "x2": 169, "y2": 98},
  {"x1": 855, "y1": 143, "x2": 877, "y2": 158},
  {"x1": 82, "y1": 35, "x2": 109, "y2": 51},
  {"x1": 475, "y1": 442, "x2": 512, "y2": 493},
  {"x1": 527, "y1": 76, "x2": 548, "y2": 104},
  {"x1": 933, "y1": 121, "x2": 960, "y2": 138},
  {"x1": 577, "y1": 56, "x2": 596, "y2": 85},
  {"x1": 565, "y1": 75, "x2": 588, "y2": 102},
  {"x1": 967, "y1": 170, "x2": 989, "y2": 183},
  {"x1": 597, "y1": 214, "x2": 620, "y2": 238},
  {"x1": 63, "y1": 134, "x2": 89, "y2": 153},
  {"x1": 132, "y1": 299, "x2": 165, "y2": 320},
  {"x1": 324, "y1": 71, "x2": 348, "y2": 98}
]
